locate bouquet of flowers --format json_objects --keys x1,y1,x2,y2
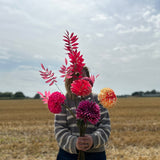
[{"x1": 38, "y1": 31, "x2": 117, "y2": 160}]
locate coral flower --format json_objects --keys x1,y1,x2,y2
[
  {"x1": 98, "y1": 88, "x2": 117, "y2": 108},
  {"x1": 48, "y1": 91, "x2": 66, "y2": 114},
  {"x1": 71, "y1": 79, "x2": 92, "y2": 97},
  {"x1": 76, "y1": 100, "x2": 100, "y2": 125}
]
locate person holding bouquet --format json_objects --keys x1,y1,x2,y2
[
  {"x1": 55, "y1": 66, "x2": 111, "y2": 160},
  {"x1": 38, "y1": 31, "x2": 116, "y2": 160}
]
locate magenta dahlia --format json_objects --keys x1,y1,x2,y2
[
  {"x1": 76, "y1": 100, "x2": 100, "y2": 125},
  {"x1": 48, "y1": 91, "x2": 66, "y2": 114},
  {"x1": 71, "y1": 79, "x2": 92, "y2": 97}
]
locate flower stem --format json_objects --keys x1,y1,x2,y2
[
  {"x1": 62, "y1": 104, "x2": 76, "y2": 119},
  {"x1": 77, "y1": 120, "x2": 85, "y2": 160},
  {"x1": 55, "y1": 83, "x2": 64, "y2": 94}
]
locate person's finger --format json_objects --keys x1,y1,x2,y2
[{"x1": 78, "y1": 138, "x2": 88, "y2": 145}]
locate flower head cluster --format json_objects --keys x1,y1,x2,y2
[
  {"x1": 76, "y1": 100, "x2": 100, "y2": 125},
  {"x1": 71, "y1": 79, "x2": 92, "y2": 97},
  {"x1": 98, "y1": 88, "x2": 117, "y2": 108},
  {"x1": 48, "y1": 91, "x2": 66, "y2": 113}
]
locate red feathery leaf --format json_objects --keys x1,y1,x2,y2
[
  {"x1": 72, "y1": 43, "x2": 79, "y2": 46},
  {"x1": 49, "y1": 81, "x2": 54, "y2": 86},
  {"x1": 72, "y1": 47, "x2": 78, "y2": 49},
  {"x1": 70, "y1": 32, "x2": 74, "y2": 38},
  {"x1": 66, "y1": 30, "x2": 69, "y2": 35},
  {"x1": 63, "y1": 39, "x2": 69, "y2": 43},
  {"x1": 71, "y1": 38, "x2": 78, "y2": 43},
  {"x1": 39, "y1": 64, "x2": 57, "y2": 86},
  {"x1": 63, "y1": 35, "x2": 68, "y2": 39},
  {"x1": 65, "y1": 58, "x2": 68, "y2": 65},
  {"x1": 60, "y1": 75, "x2": 66, "y2": 78},
  {"x1": 46, "y1": 79, "x2": 52, "y2": 83},
  {"x1": 71, "y1": 35, "x2": 77, "y2": 41},
  {"x1": 37, "y1": 91, "x2": 44, "y2": 98},
  {"x1": 96, "y1": 74, "x2": 100, "y2": 78},
  {"x1": 41, "y1": 64, "x2": 45, "y2": 70}
]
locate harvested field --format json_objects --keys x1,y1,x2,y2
[{"x1": 0, "y1": 98, "x2": 160, "y2": 160}]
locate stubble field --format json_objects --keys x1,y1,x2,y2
[{"x1": 0, "y1": 97, "x2": 160, "y2": 160}]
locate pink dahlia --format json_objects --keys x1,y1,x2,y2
[
  {"x1": 48, "y1": 91, "x2": 66, "y2": 114},
  {"x1": 71, "y1": 79, "x2": 92, "y2": 97},
  {"x1": 76, "y1": 100, "x2": 100, "y2": 125}
]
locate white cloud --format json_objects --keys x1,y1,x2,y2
[
  {"x1": 0, "y1": 47, "x2": 10, "y2": 60},
  {"x1": 116, "y1": 25, "x2": 151, "y2": 34},
  {"x1": 90, "y1": 14, "x2": 111, "y2": 21},
  {"x1": 148, "y1": 14, "x2": 160, "y2": 29},
  {"x1": 95, "y1": 33, "x2": 104, "y2": 37},
  {"x1": 115, "y1": 24, "x2": 125, "y2": 30}
]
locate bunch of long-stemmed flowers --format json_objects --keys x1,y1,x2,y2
[
  {"x1": 38, "y1": 31, "x2": 117, "y2": 160},
  {"x1": 38, "y1": 31, "x2": 101, "y2": 160}
]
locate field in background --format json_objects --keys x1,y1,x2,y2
[{"x1": 0, "y1": 98, "x2": 160, "y2": 160}]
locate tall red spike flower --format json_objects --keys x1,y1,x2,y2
[{"x1": 60, "y1": 31, "x2": 85, "y2": 79}]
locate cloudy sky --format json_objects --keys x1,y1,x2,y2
[{"x1": 0, "y1": 0, "x2": 160, "y2": 97}]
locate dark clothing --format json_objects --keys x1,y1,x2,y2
[{"x1": 57, "y1": 148, "x2": 106, "y2": 160}]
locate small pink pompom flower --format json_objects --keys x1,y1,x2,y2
[
  {"x1": 76, "y1": 100, "x2": 100, "y2": 125},
  {"x1": 71, "y1": 79, "x2": 92, "y2": 97},
  {"x1": 81, "y1": 77, "x2": 93, "y2": 86},
  {"x1": 48, "y1": 91, "x2": 66, "y2": 114}
]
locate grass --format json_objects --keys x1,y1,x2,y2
[{"x1": 0, "y1": 98, "x2": 160, "y2": 160}]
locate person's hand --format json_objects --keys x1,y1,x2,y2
[{"x1": 76, "y1": 135, "x2": 93, "y2": 151}]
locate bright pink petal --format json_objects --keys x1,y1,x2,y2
[
  {"x1": 65, "y1": 58, "x2": 68, "y2": 65},
  {"x1": 41, "y1": 64, "x2": 45, "y2": 70}
]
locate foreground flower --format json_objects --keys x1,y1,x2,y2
[
  {"x1": 48, "y1": 92, "x2": 66, "y2": 113},
  {"x1": 98, "y1": 88, "x2": 117, "y2": 108},
  {"x1": 76, "y1": 100, "x2": 100, "y2": 125},
  {"x1": 71, "y1": 79, "x2": 92, "y2": 97}
]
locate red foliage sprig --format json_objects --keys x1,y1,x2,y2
[
  {"x1": 63, "y1": 30, "x2": 79, "y2": 54},
  {"x1": 59, "y1": 58, "x2": 73, "y2": 79},
  {"x1": 39, "y1": 64, "x2": 57, "y2": 86},
  {"x1": 60, "y1": 30, "x2": 85, "y2": 79}
]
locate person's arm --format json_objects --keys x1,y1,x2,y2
[
  {"x1": 54, "y1": 106, "x2": 78, "y2": 154},
  {"x1": 91, "y1": 106, "x2": 111, "y2": 149}
]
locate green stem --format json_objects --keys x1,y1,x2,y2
[
  {"x1": 62, "y1": 104, "x2": 76, "y2": 119},
  {"x1": 78, "y1": 120, "x2": 85, "y2": 160},
  {"x1": 55, "y1": 83, "x2": 64, "y2": 94}
]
